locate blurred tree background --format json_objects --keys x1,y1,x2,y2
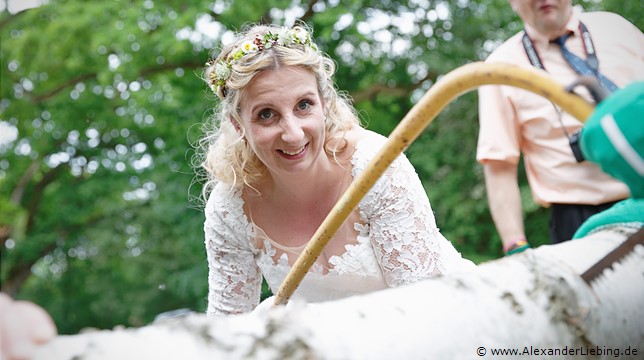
[{"x1": 1, "y1": 0, "x2": 640, "y2": 334}]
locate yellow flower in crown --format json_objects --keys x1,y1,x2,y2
[{"x1": 206, "y1": 26, "x2": 319, "y2": 97}]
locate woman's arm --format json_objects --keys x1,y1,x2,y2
[
  {"x1": 204, "y1": 191, "x2": 262, "y2": 316},
  {"x1": 366, "y1": 153, "x2": 454, "y2": 287}
]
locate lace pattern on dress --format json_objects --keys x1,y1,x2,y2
[
  {"x1": 251, "y1": 221, "x2": 387, "y2": 303},
  {"x1": 204, "y1": 185, "x2": 262, "y2": 316},
  {"x1": 352, "y1": 133, "x2": 446, "y2": 287}
]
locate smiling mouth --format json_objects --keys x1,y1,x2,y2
[
  {"x1": 280, "y1": 144, "x2": 307, "y2": 156},
  {"x1": 539, "y1": 4, "x2": 555, "y2": 12}
]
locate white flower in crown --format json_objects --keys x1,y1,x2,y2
[
  {"x1": 206, "y1": 26, "x2": 319, "y2": 96},
  {"x1": 214, "y1": 62, "x2": 231, "y2": 80},
  {"x1": 276, "y1": 29, "x2": 293, "y2": 46},
  {"x1": 294, "y1": 27, "x2": 308, "y2": 44},
  {"x1": 240, "y1": 40, "x2": 259, "y2": 54}
]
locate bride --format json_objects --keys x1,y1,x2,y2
[{"x1": 199, "y1": 23, "x2": 474, "y2": 315}]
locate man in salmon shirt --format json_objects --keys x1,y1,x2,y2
[{"x1": 476, "y1": 0, "x2": 643, "y2": 255}]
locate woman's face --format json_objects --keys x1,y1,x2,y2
[{"x1": 239, "y1": 66, "x2": 327, "y2": 178}]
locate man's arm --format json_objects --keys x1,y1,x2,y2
[{"x1": 483, "y1": 160, "x2": 527, "y2": 252}]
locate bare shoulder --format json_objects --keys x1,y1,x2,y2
[
  {"x1": 344, "y1": 125, "x2": 371, "y2": 147},
  {"x1": 326, "y1": 125, "x2": 370, "y2": 163}
]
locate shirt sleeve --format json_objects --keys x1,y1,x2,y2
[
  {"x1": 204, "y1": 189, "x2": 262, "y2": 316},
  {"x1": 364, "y1": 152, "x2": 450, "y2": 287},
  {"x1": 476, "y1": 83, "x2": 522, "y2": 164}
]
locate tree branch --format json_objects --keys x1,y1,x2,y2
[
  {"x1": 300, "y1": 0, "x2": 321, "y2": 22},
  {"x1": 25, "y1": 59, "x2": 204, "y2": 105},
  {"x1": 350, "y1": 70, "x2": 439, "y2": 103},
  {"x1": 25, "y1": 165, "x2": 63, "y2": 233},
  {"x1": 0, "y1": 226, "x2": 10, "y2": 248},
  {"x1": 11, "y1": 160, "x2": 41, "y2": 205},
  {"x1": 26, "y1": 73, "x2": 97, "y2": 104},
  {"x1": 0, "y1": 8, "x2": 27, "y2": 30},
  {"x1": 0, "y1": 242, "x2": 57, "y2": 297},
  {"x1": 3, "y1": 189, "x2": 154, "y2": 296}
]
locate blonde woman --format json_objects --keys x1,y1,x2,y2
[{"x1": 200, "y1": 23, "x2": 474, "y2": 316}]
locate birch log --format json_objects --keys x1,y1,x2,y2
[{"x1": 32, "y1": 225, "x2": 643, "y2": 360}]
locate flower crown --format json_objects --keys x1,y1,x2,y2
[{"x1": 206, "y1": 26, "x2": 319, "y2": 96}]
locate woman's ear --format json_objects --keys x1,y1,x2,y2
[{"x1": 230, "y1": 118, "x2": 242, "y2": 134}]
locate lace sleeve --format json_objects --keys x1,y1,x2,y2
[
  {"x1": 358, "y1": 143, "x2": 448, "y2": 287},
  {"x1": 204, "y1": 185, "x2": 261, "y2": 316}
]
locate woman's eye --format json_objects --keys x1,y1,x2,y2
[
  {"x1": 258, "y1": 109, "x2": 273, "y2": 120},
  {"x1": 297, "y1": 100, "x2": 312, "y2": 111}
]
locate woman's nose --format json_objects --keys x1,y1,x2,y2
[{"x1": 280, "y1": 115, "x2": 304, "y2": 142}]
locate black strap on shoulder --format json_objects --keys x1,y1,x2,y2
[{"x1": 521, "y1": 21, "x2": 599, "y2": 74}]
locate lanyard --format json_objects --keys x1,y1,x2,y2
[
  {"x1": 521, "y1": 22, "x2": 600, "y2": 163},
  {"x1": 522, "y1": 22, "x2": 599, "y2": 75}
]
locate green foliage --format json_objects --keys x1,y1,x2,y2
[
  {"x1": 1, "y1": 0, "x2": 639, "y2": 333},
  {"x1": 1, "y1": 0, "x2": 211, "y2": 333}
]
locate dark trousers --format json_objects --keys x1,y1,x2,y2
[{"x1": 549, "y1": 201, "x2": 621, "y2": 244}]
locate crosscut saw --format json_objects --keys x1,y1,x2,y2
[{"x1": 273, "y1": 62, "x2": 641, "y2": 305}]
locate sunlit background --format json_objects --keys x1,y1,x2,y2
[{"x1": 0, "y1": 0, "x2": 48, "y2": 14}]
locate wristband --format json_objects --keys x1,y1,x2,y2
[{"x1": 503, "y1": 238, "x2": 530, "y2": 255}]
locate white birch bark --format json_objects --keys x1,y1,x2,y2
[{"x1": 32, "y1": 225, "x2": 644, "y2": 360}]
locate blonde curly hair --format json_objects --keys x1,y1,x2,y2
[{"x1": 199, "y1": 23, "x2": 361, "y2": 199}]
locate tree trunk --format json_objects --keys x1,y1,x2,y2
[{"x1": 33, "y1": 225, "x2": 643, "y2": 360}]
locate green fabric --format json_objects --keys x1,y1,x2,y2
[
  {"x1": 580, "y1": 81, "x2": 644, "y2": 198},
  {"x1": 574, "y1": 82, "x2": 644, "y2": 238},
  {"x1": 573, "y1": 199, "x2": 644, "y2": 239}
]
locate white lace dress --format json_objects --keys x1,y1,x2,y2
[{"x1": 204, "y1": 131, "x2": 475, "y2": 316}]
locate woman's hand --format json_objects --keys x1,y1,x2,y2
[{"x1": 0, "y1": 292, "x2": 57, "y2": 360}]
